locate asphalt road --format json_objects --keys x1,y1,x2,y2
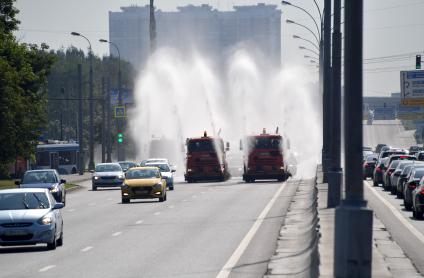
[
  {"x1": 0, "y1": 177, "x2": 298, "y2": 278},
  {"x1": 363, "y1": 119, "x2": 416, "y2": 149}
]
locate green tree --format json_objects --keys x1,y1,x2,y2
[{"x1": 0, "y1": 0, "x2": 56, "y2": 177}]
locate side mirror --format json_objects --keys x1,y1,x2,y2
[
  {"x1": 53, "y1": 203, "x2": 64, "y2": 210},
  {"x1": 15, "y1": 180, "x2": 21, "y2": 186},
  {"x1": 226, "y1": 142, "x2": 230, "y2": 152},
  {"x1": 60, "y1": 179, "x2": 66, "y2": 184},
  {"x1": 171, "y1": 169, "x2": 176, "y2": 173}
]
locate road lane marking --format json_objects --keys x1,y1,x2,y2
[
  {"x1": 201, "y1": 191, "x2": 206, "y2": 194},
  {"x1": 135, "y1": 220, "x2": 144, "y2": 224},
  {"x1": 216, "y1": 182, "x2": 287, "y2": 278},
  {"x1": 168, "y1": 205, "x2": 174, "y2": 209},
  {"x1": 112, "y1": 231, "x2": 122, "y2": 237},
  {"x1": 154, "y1": 212, "x2": 161, "y2": 216},
  {"x1": 81, "y1": 246, "x2": 93, "y2": 252},
  {"x1": 366, "y1": 182, "x2": 424, "y2": 244},
  {"x1": 183, "y1": 199, "x2": 188, "y2": 202},
  {"x1": 39, "y1": 265, "x2": 56, "y2": 272},
  {"x1": 192, "y1": 195, "x2": 197, "y2": 198},
  {"x1": 67, "y1": 208, "x2": 76, "y2": 212},
  {"x1": 106, "y1": 198, "x2": 113, "y2": 201}
]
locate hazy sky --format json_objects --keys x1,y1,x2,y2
[{"x1": 13, "y1": 0, "x2": 424, "y2": 96}]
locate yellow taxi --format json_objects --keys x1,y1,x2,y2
[{"x1": 121, "y1": 167, "x2": 167, "y2": 203}]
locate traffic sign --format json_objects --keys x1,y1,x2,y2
[
  {"x1": 114, "y1": 106, "x2": 126, "y2": 118},
  {"x1": 400, "y1": 70, "x2": 424, "y2": 106}
]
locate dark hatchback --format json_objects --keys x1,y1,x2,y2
[
  {"x1": 363, "y1": 154, "x2": 378, "y2": 180},
  {"x1": 404, "y1": 168, "x2": 424, "y2": 211}
]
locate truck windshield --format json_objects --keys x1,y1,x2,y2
[
  {"x1": 249, "y1": 138, "x2": 281, "y2": 150},
  {"x1": 188, "y1": 140, "x2": 214, "y2": 152}
]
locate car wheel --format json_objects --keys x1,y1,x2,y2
[
  {"x1": 390, "y1": 186, "x2": 397, "y2": 195},
  {"x1": 57, "y1": 231, "x2": 63, "y2": 247},
  {"x1": 164, "y1": 193, "x2": 167, "y2": 201},
  {"x1": 47, "y1": 234, "x2": 57, "y2": 250},
  {"x1": 92, "y1": 184, "x2": 97, "y2": 191},
  {"x1": 159, "y1": 195, "x2": 165, "y2": 202},
  {"x1": 169, "y1": 186, "x2": 174, "y2": 191},
  {"x1": 71, "y1": 167, "x2": 77, "y2": 174},
  {"x1": 373, "y1": 181, "x2": 379, "y2": 187},
  {"x1": 396, "y1": 191, "x2": 403, "y2": 199},
  {"x1": 122, "y1": 198, "x2": 130, "y2": 204},
  {"x1": 404, "y1": 201, "x2": 412, "y2": 211}
]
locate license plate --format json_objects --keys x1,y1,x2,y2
[
  {"x1": 135, "y1": 189, "x2": 149, "y2": 194},
  {"x1": 4, "y1": 230, "x2": 28, "y2": 236}
]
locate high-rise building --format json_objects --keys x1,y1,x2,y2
[{"x1": 109, "y1": 3, "x2": 281, "y2": 69}]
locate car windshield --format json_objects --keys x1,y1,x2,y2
[
  {"x1": 22, "y1": 171, "x2": 57, "y2": 184},
  {"x1": 146, "y1": 164, "x2": 170, "y2": 172},
  {"x1": 119, "y1": 162, "x2": 135, "y2": 170},
  {"x1": 188, "y1": 140, "x2": 215, "y2": 152},
  {"x1": 0, "y1": 192, "x2": 50, "y2": 210},
  {"x1": 366, "y1": 156, "x2": 377, "y2": 162},
  {"x1": 413, "y1": 170, "x2": 424, "y2": 179},
  {"x1": 95, "y1": 164, "x2": 122, "y2": 172},
  {"x1": 249, "y1": 137, "x2": 281, "y2": 150},
  {"x1": 398, "y1": 162, "x2": 413, "y2": 170},
  {"x1": 126, "y1": 169, "x2": 160, "y2": 179},
  {"x1": 389, "y1": 161, "x2": 400, "y2": 169}
]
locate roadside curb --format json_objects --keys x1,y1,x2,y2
[{"x1": 265, "y1": 178, "x2": 319, "y2": 277}]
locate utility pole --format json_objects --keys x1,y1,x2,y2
[
  {"x1": 106, "y1": 78, "x2": 112, "y2": 163},
  {"x1": 60, "y1": 87, "x2": 64, "y2": 141},
  {"x1": 334, "y1": 1, "x2": 373, "y2": 277},
  {"x1": 327, "y1": 0, "x2": 343, "y2": 208},
  {"x1": 77, "y1": 64, "x2": 84, "y2": 175},
  {"x1": 322, "y1": 0, "x2": 332, "y2": 182},
  {"x1": 88, "y1": 48, "x2": 95, "y2": 170},
  {"x1": 101, "y1": 77, "x2": 106, "y2": 163},
  {"x1": 150, "y1": 0, "x2": 156, "y2": 52}
]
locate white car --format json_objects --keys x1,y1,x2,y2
[
  {"x1": 145, "y1": 162, "x2": 176, "y2": 190},
  {"x1": 91, "y1": 163, "x2": 125, "y2": 191}
]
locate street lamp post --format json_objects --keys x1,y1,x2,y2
[
  {"x1": 327, "y1": 0, "x2": 343, "y2": 208},
  {"x1": 99, "y1": 39, "x2": 124, "y2": 161},
  {"x1": 71, "y1": 32, "x2": 95, "y2": 171},
  {"x1": 292, "y1": 35, "x2": 319, "y2": 52},
  {"x1": 334, "y1": 1, "x2": 373, "y2": 276},
  {"x1": 286, "y1": 19, "x2": 320, "y2": 45},
  {"x1": 299, "y1": 46, "x2": 319, "y2": 56}
]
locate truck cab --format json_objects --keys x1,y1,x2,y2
[
  {"x1": 242, "y1": 129, "x2": 289, "y2": 183},
  {"x1": 184, "y1": 132, "x2": 230, "y2": 183}
]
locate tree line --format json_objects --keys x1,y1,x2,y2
[{"x1": 0, "y1": 0, "x2": 135, "y2": 177}]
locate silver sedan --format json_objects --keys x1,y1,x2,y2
[{"x1": 0, "y1": 188, "x2": 64, "y2": 250}]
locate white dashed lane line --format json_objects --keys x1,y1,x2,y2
[
  {"x1": 168, "y1": 205, "x2": 174, "y2": 209},
  {"x1": 67, "y1": 209, "x2": 76, "y2": 212},
  {"x1": 154, "y1": 212, "x2": 161, "y2": 216},
  {"x1": 39, "y1": 265, "x2": 56, "y2": 272},
  {"x1": 135, "y1": 220, "x2": 144, "y2": 225},
  {"x1": 112, "y1": 231, "x2": 122, "y2": 237},
  {"x1": 81, "y1": 246, "x2": 93, "y2": 252}
]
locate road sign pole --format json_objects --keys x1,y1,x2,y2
[{"x1": 334, "y1": 1, "x2": 373, "y2": 276}]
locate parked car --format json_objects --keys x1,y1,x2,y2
[
  {"x1": 121, "y1": 167, "x2": 167, "y2": 203},
  {"x1": 397, "y1": 162, "x2": 424, "y2": 199},
  {"x1": 118, "y1": 161, "x2": 138, "y2": 172},
  {"x1": 404, "y1": 168, "x2": 424, "y2": 211},
  {"x1": 375, "y1": 144, "x2": 388, "y2": 154},
  {"x1": 416, "y1": 151, "x2": 424, "y2": 161},
  {"x1": 0, "y1": 188, "x2": 64, "y2": 250},
  {"x1": 17, "y1": 170, "x2": 66, "y2": 205},
  {"x1": 409, "y1": 146, "x2": 423, "y2": 156},
  {"x1": 383, "y1": 155, "x2": 416, "y2": 191},
  {"x1": 373, "y1": 157, "x2": 388, "y2": 186},
  {"x1": 145, "y1": 162, "x2": 176, "y2": 190},
  {"x1": 412, "y1": 179, "x2": 424, "y2": 219},
  {"x1": 363, "y1": 154, "x2": 378, "y2": 180},
  {"x1": 392, "y1": 161, "x2": 415, "y2": 197},
  {"x1": 91, "y1": 163, "x2": 125, "y2": 191}
]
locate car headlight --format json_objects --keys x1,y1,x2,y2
[
  {"x1": 153, "y1": 183, "x2": 162, "y2": 190},
  {"x1": 50, "y1": 187, "x2": 59, "y2": 193},
  {"x1": 118, "y1": 174, "x2": 125, "y2": 179},
  {"x1": 39, "y1": 215, "x2": 53, "y2": 225},
  {"x1": 187, "y1": 169, "x2": 193, "y2": 172},
  {"x1": 94, "y1": 176, "x2": 100, "y2": 180}
]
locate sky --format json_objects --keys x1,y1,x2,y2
[{"x1": 13, "y1": 0, "x2": 424, "y2": 96}]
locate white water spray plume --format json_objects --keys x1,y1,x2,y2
[{"x1": 129, "y1": 47, "x2": 322, "y2": 178}]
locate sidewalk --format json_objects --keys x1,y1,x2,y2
[{"x1": 317, "y1": 167, "x2": 421, "y2": 277}]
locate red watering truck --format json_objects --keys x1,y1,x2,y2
[
  {"x1": 241, "y1": 128, "x2": 290, "y2": 182},
  {"x1": 184, "y1": 132, "x2": 230, "y2": 182}
]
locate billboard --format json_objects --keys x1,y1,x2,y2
[{"x1": 401, "y1": 70, "x2": 424, "y2": 105}]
